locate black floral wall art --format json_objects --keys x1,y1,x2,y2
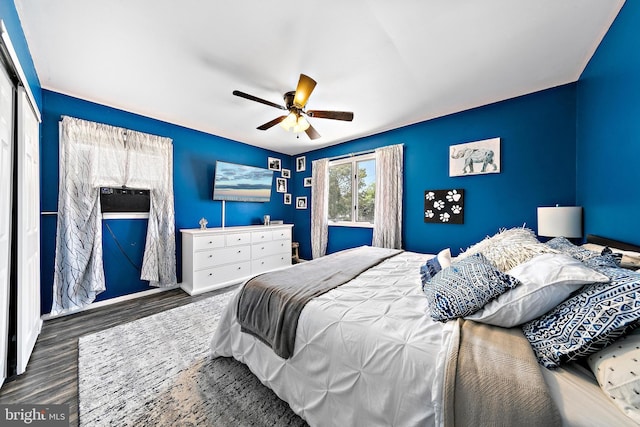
[{"x1": 424, "y1": 189, "x2": 464, "y2": 224}]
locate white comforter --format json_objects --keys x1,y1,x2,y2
[{"x1": 211, "y1": 251, "x2": 454, "y2": 426}]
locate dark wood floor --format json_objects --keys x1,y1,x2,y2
[{"x1": 0, "y1": 286, "x2": 237, "y2": 426}]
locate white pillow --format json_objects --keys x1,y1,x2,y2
[
  {"x1": 466, "y1": 253, "x2": 610, "y2": 327},
  {"x1": 436, "y1": 248, "x2": 452, "y2": 269},
  {"x1": 588, "y1": 329, "x2": 640, "y2": 424}
]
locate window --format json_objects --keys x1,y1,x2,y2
[{"x1": 328, "y1": 154, "x2": 375, "y2": 226}]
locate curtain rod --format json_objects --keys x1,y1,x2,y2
[{"x1": 326, "y1": 143, "x2": 404, "y2": 162}]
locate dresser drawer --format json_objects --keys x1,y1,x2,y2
[
  {"x1": 226, "y1": 232, "x2": 251, "y2": 246},
  {"x1": 251, "y1": 230, "x2": 273, "y2": 243},
  {"x1": 252, "y1": 240, "x2": 290, "y2": 259},
  {"x1": 193, "y1": 245, "x2": 251, "y2": 270},
  {"x1": 252, "y1": 253, "x2": 290, "y2": 275},
  {"x1": 272, "y1": 228, "x2": 291, "y2": 241},
  {"x1": 194, "y1": 261, "x2": 251, "y2": 286},
  {"x1": 193, "y1": 234, "x2": 225, "y2": 251}
]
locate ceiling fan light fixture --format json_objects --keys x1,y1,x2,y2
[
  {"x1": 279, "y1": 112, "x2": 297, "y2": 131},
  {"x1": 294, "y1": 115, "x2": 310, "y2": 132},
  {"x1": 280, "y1": 112, "x2": 310, "y2": 133}
]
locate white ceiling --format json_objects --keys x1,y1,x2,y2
[{"x1": 15, "y1": 1, "x2": 624, "y2": 155}]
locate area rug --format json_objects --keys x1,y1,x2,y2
[{"x1": 78, "y1": 290, "x2": 307, "y2": 426}]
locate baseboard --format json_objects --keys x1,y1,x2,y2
[{"x1": 41, "y1": 285, "x2": 181, "y2": 320}]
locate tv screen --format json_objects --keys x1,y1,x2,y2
[{"x1": 212, "y1": 161, "x2": 274, "y2": 202}]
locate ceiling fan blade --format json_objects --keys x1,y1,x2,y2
[
  {"x1": 257, "y1": 116, "x2": 288, "y2": 130},
  {"x1": 293, "y1": 74, "x2": 317, "y2": 109},
  {"x1": 233, "y1": 90, "x2": 287, "y2": 111},
  {"x1": 307, "y1": 110, "x2": 354, "y2": 121},
  {"x1": 305, "y1": 123, "x2": 321, "y2": 140}
]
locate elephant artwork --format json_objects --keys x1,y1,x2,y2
[{"x1": 449, "y1": 137, "x2": 501, "y2": 177}]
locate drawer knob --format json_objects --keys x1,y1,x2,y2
[
  {"x1": 237, "y1": 266, "x2": 242, "y2": 270},
  {"x1": 208, "y1": 241, "x2": 213, "y2": 244},
  {"x1": 208, "y1": 273, "x2": 213, "y2": 276},
  {"x1": 209, "y1": 255, "x2": 213, "y2": 258}
]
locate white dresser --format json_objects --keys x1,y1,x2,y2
[{"x1": 180, "y1": 224, "x2": 293, "y2": 295}]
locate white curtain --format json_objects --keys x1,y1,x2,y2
[
  {"x1": 52, "y1": 116, "x2": 176, "y2": 315},
  {"x1": 372, "y1": 144, "x2": 403, "y2": 249},
  {"x1": 311, "y1": 158, "x2": 329, "y2": 259}
]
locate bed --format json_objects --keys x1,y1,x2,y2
[{"x1": 211, "y1": 229, "x2": 640, "y2": 426}]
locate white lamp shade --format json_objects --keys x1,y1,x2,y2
[{"x1": 537, "y1": 206, "x2": 583, "y2": 238}]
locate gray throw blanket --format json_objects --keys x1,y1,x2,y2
[
  {"x1": 443, "y1": 319, "x2": 562, "y2": 427},
  {"x1": 237, "y1": 246, "x2": 402, "y2": 359}
]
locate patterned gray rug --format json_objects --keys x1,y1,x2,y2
[{"x1": 78, "y1": 290, "x2": 307, "y2": 426}]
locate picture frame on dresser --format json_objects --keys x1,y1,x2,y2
[{"x1": 180, "y1": 224, "x2": 293, "y2": 295}]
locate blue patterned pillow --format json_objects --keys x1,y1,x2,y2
[
  {"x1": 522, "y1": 266, "x2": 640, "y2": 368},
  {"x1": 545, "y1": 236, "x2": 599, "y2": 262},
  {"x1": 423, "y1": 253, "x2": 521, "y2": 322},
  {"x1": 582, "y1": 253, "x2": 620, "y2": 270}
]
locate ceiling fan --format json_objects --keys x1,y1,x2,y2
[{"x1": 232, "y1": 74, "x2": 354, "y2": 140}]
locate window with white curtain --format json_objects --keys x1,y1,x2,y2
[
  {"x1": 327, "y1": 153, "x2": 376, "y2": 227},
  {"x1": 51, "y1": 116, "x2": 176, "y2": 315}
]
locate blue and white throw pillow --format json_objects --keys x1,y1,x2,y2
[
  {"x1": 522, "y1": 266, "x2": 640, "y2": 368},
  {"x1": 545, "y1": 236, "x2": 600, "y2": 262},
  {"x1": 423, "y1": 253, "x2": 520, "y2": 322}
]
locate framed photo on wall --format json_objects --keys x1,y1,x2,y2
[
  {"x1": 284, "y1": 193, "x2": 291, "y2": 205},
  {"x1": 276, "y1": 177, "x2": 287, "y2": 193},
  {"x1": 296, "y1": 196, "x2": 307, "y2": 209},
  {"x1": 268, "y1": 157, "x2": 281, "y2": 171},
  {"x1": 303, "y1": 177, "x2": 312, "y2": 187},
  {"x1": 296, "y1": 156, "x2": 306, "y2": 172},
  {"x1": 449, "y1": 137, "x2": 500, "y2": 177},
  {"x1": 281, "y1": 168, "x2": 291, "y2": 178}
]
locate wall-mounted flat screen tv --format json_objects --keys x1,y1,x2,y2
[{"x1": 212, "y1": 161, "x2": 274, "y2": 202}]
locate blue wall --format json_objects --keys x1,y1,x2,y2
[
  {"x1": 576, "y1": 1, "x2": 640, "y2": 246},
  {"x1": 293, "y1": 85, "x2": 578, "y2": 260},
  {"x1": 0, "y1": 0, "x2": 41, "y2": 109},
  {"x1": 40, "y1": 90, "x2": 295, "y2": 314}
]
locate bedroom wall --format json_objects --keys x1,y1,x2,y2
[
  {"x1": 0, "y1": 0, "x2": 41, "y2": 109},
  {"x1": 39, "y1": 90, "x2": 295, "y2": 315},
  {"x1": 576, "y1": 0, "x2": 640, "y2": 246},
  {"x1": 293, "y1": 84, "x2": 578, "y2": 261}
]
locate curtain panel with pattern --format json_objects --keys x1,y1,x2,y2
[{"x1": 51, "y1": 116, "x2": 176, "y2": 315}]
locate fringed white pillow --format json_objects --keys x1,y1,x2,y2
[{"x1": 457, "y1": 227, "x2": 557, "y2": 272}]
